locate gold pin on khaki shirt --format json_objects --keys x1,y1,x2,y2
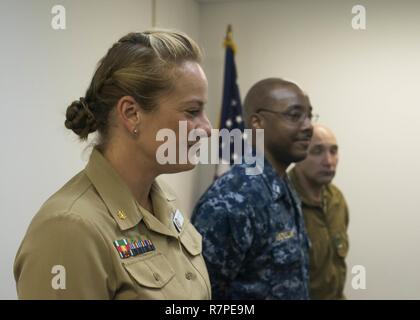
[
  {"x1": 289, "y1": 168, "x2": 349, "y2": 300},
  {"x1": 14, "y1": 149, "x2": 212, "y2": 300}
]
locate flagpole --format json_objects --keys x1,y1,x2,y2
[
  {"x1": 214, "y1": 25, "x2": 234, "y2": 179},
  {"x1": 214, "y1": 24, "x2": 244, "y2": 179},
  {"x1": 218, "y1": 24, "x2": 235, "y2": 131}
]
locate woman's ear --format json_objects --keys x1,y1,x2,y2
[{"x1": 116, "y1": 96, "x2": 141, "y2": 135}]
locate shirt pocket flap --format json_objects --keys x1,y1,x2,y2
[
  {"x1": 272, "y1": 238, "x2": 302, "y2": 266},
  {"x1": 179, "y1": 223, "x2": 202, "y2": 256},
  {"x1": 123, "y1": 253, "x2": 175, "y2": 288}
]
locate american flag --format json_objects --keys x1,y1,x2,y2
[{"x1": 215, "y1": 25, "x2": 245, "y2": 178}]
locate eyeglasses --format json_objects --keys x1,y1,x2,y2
[{"x1": 256, "y1": 107, "x2": 319, "y2": 124}]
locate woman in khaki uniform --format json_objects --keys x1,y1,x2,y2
[{"x1": 13, "y1": 30, "x2": 212, "y2": 299}]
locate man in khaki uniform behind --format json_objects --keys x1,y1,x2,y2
[{"x1": 289, "y1": 124, "x2": 349, "y2": 300}]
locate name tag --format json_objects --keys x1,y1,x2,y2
[
  {"x1": 173, "y1": 209, "x2": 184, "y2": 233},
  {"x1": 276, "y1": 230, "x2": 296, "y2": 241}
]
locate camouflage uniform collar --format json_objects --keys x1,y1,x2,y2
[
  {"x1": 85, "y1": 148, "x2": 143, "y2": 231},
  {"x1": 259, "y1": 157, "x2": 288, "y2": 201}
]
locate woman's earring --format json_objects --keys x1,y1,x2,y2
[{"x1": 133, "y1": 127, "x2": 138, "y2": 135}]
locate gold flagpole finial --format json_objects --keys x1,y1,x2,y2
[
  {"x1": 223, "y1": 24, "x2": 237, "y2": 54},
  {"x1": 226, "y1": 24, "x2": 232, "y2": 37}
]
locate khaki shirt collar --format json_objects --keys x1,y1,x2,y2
[
  {"x1": 85, "y1": 148, "x2": 143, "y2": 230},
  {"x1": 289, "y1": 167, "x2": 326, "y2": 208},
  {"x1": 85, "y1": 148, "x2": 178, "y2": 235},
  {"x1": 135, "y1": 182, "x2": 179, "y2": 238}
]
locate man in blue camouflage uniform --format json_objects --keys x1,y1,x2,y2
[{"x1": 192, "y1": 78, "x2": 314, "y2": 299}]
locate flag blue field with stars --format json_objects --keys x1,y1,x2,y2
[{"x1": 216, "y1": 25, "x2": 245, "y2": 178}]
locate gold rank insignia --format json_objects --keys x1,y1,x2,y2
[{"x1": 117, "y1": 209, "x2": 127, "y2": 220}]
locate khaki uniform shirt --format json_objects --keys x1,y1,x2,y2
[
  {"x1": 14, "y1": 149, "x2": 211, "y2": 299},
  {"x1": 289, "y1": 168, "x2": 349, "y2": 300}
]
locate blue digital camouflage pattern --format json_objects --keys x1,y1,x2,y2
[{"x1": 192, "y1": 159, "x2": 310, "y2": 300}]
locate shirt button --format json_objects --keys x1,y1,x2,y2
[
  {"x1": 153, "y1": 273, "x2": 160, "y2": 281},
  {"x1": 185, "y1": 272, "x2": 194, "y2": 280}
]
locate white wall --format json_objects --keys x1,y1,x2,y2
[
  {"x1": 198, "y1": 0, "x2": 420, "y2": 299},
  {"x1": 2, "y1": 0, "x2": 420, "y2": 300}
]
